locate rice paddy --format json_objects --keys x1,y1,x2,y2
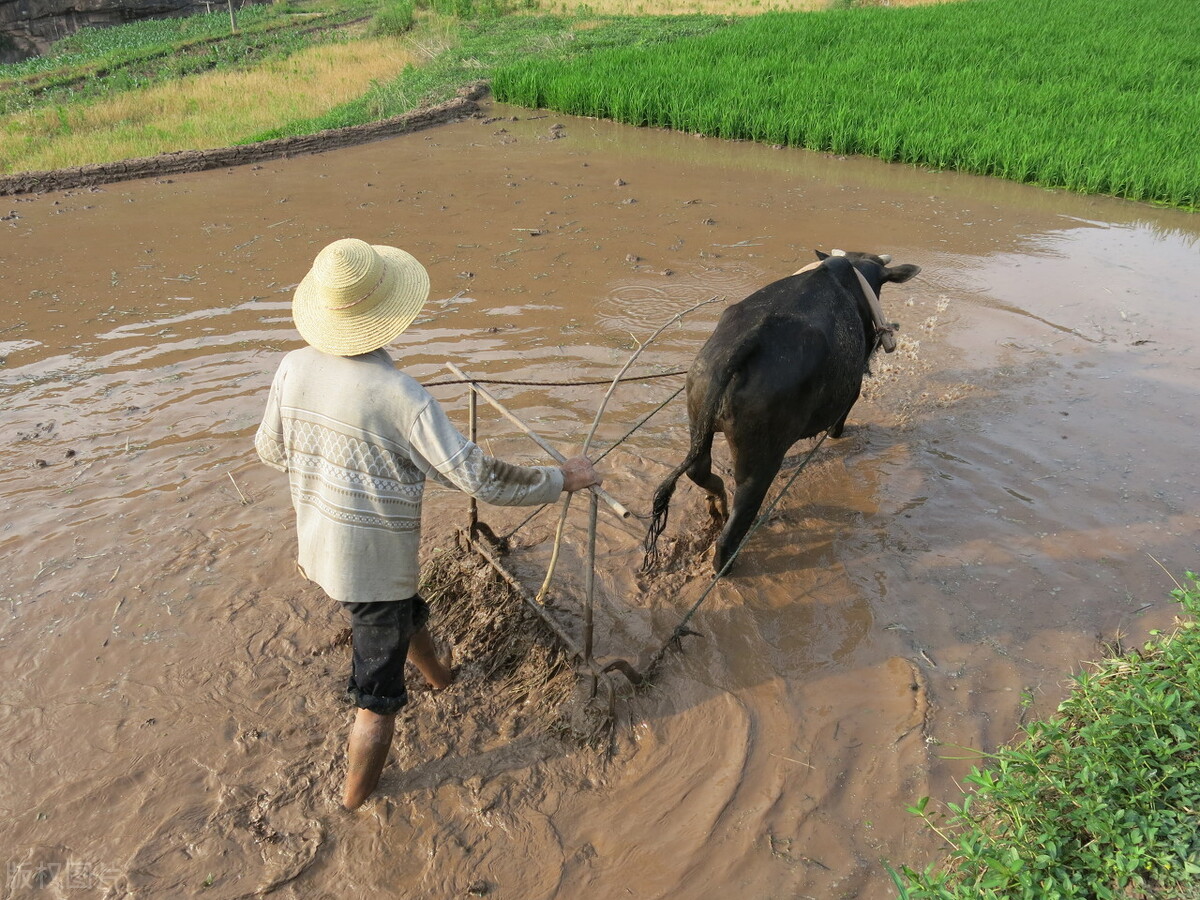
[
  {"x1": 4, "y1": 0, "x2": 1196, "y2": 208},
  {"x1": 492, "y1": 0, "x2": 1200, "y2": 209}
]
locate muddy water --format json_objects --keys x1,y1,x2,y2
[{"x1": 2, "y1": 105, "x2": 1198, "y2": 899}]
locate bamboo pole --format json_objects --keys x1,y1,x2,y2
[
  {"x1": 445, "y1": 362, "x2": 631, "y2": 519},
  {"x1": 536, "y1": 495, "x2": 574, "y2": 605},
  {"x1": 584, "y1": 491, "x2": 598, "y2": 662},
  {"x1": 467, "y1": 388, "x2": 478, "y2": 534},
  {"x1": 534, "y1": 295, "x2": 724, "y2": 610},
  {"x1": 584, "y1": 491, "x2": 599, "y2": 693},
  {"x1": 580, "y1": 295, "x2": 723, "y2": 454}
]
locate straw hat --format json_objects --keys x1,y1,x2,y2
[{"x1": 292, "y1": 238, "x2": 431, "y2": 356}]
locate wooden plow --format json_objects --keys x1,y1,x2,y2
[
  {"x1": 439, "y1": 298, "x2": 724, "y2": 723},
  {"x1": 436, "y1": 289, "x2": 893, "y2": 730},
  {"x1": 449, "y1": 363, "x2": 646, "y2": 722}
]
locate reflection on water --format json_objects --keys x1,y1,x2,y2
[{"x1": 1, "y1": 105, "x2": 1198, "y2": 899}]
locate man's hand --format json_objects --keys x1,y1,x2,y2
[{"x1": 559, "y1": 456, "x2": 601, "y2": 493}]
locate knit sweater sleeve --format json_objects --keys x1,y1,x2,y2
[
  {"x1": 254, "y1": 365, "x2": 289, "y2": 473},
  {"x1": 405, "y1": 394, "x2": 564, "y2": 507}
]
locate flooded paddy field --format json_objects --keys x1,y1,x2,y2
[{"x1": 2, "y1": 104, "x2": 1198, "y2": 898}]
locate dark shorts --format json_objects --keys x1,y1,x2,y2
[{"x1": 341, "y1": 595, "x2": 430, "y2": 715}]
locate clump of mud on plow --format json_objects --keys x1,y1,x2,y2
[{"x1": 410, "y1": 542, "x2": 611, "y2": 752}]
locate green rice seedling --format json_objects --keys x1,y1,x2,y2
[{"x1": 492, "y1": 0, "x2": 1200, "y2": 209}]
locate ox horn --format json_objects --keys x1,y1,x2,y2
[
  {"x1": 879, "y1": 254, "x2": 892, "y2": 264},
  {"x1": 830, "y1": 248, "x2": 846, "y2": 256}
]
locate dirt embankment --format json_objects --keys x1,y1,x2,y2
[{"x1": 0, "y1": 81, "x2": 489, "y2": 197}]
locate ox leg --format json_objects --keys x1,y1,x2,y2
[
  {"x1": 685, "y1": 433, "x2": 728, "y2": 522},
  {"x1": 828, "y1": 387, "x2": 860, "y2": 439},
  {"x1": 713, "y1": 471, "x2": 775, "y2": 574},
  {"x1": 713, "y1": 436, "x2": 788, "y2": 573}
]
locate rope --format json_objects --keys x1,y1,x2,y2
[
  {"x1": 496, "y1": 383, "x2": 686, "y2": 540},
  {"x1": 423, "y1": 370, "x2": 686, "y2": 389},
  {"x1": 645, "y1": 430, "x2": 832, "y2": 676}
]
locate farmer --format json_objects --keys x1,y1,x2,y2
[{"x1": 255, "y1": 238, "x2": 601, "y2": 810}]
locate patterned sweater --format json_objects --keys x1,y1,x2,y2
[{"x1": 255, "y1": 347, "x2": 563, "y2": 602}]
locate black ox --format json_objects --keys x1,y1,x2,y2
[{"x1": 643, "y1": 249, "x2": 921, "y2": 574}]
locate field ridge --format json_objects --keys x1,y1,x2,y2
[{"x1": 0, "y1": 82, "x2": 487, "y2": 196}]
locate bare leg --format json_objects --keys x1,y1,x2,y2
[
  {"x1": 407, "y1": 626, "x2": 454, "y2": 690},
  {"x1": 342, "y1": 627, "x2": 454, "y2": 809},
  {"x1": 343, "y1": 709, "x2": 395, "y2": 810}
]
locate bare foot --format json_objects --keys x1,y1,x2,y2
[
  {"x1": 430, "y1": 643, "x2": 455, "y2": 691},
  {"x1": 408, "y1": 627, "x2": 455, "y2": 690}
]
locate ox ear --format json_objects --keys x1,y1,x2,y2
[
  {"x1": 885, "y1": 264, "x2": 921, "y2": 283},
  {"x1": 814, "y1": 249, "x2": 830, "y2": 261}
]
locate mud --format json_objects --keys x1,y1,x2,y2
[{"x1": 1, "y1": 103, "x2": 1198, "y2": 899}]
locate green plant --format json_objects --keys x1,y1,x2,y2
[
  {"x1": 892, "y1": 573, "x2": 1200, "y2": 899},
  {"x1": 492, "y1": 0, "x2": 1200, "y2": 209},
  {"x1": 4, "y1": 0, "x2": 1199, "y2": 212},
  {"x1": 372, "y1": 0, "x2": 417, "y2": 35},
  {"x1": 0, "y1": 1, "x2": 373, "y2": 116}
]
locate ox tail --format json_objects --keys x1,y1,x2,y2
[
  {"x1": 641, "y1": 402, "x2": 719, "y2": 573},
  {"x1": 641, "y1": 461, "x2": 691, "y2": 573}
]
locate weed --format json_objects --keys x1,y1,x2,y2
[
  {"x1": 892, "y1": 573, "x2": 1200, "y2": 899},
  {"x1": 372, "y1": 0, "x2": 417, "y2": 35}
]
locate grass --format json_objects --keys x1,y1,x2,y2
[
  {"x1": 1, "y1": 39, "x2": 421, "y2": 171},
  {"x1": 0, "y1": 0, "x2": 378, "y2": 115},
  {"x1": 246, "y1": 13, "x2": 732, "y2": 140},
  {"x1": 372, "y1": 0, "x2": 418, "y2": 36},
  {"x1": 891, "y1": 574, "x2": 1200, "y2": 899},
  {"x1": 492, "y1": 0, "x2": 1200, "y2": 209}
]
